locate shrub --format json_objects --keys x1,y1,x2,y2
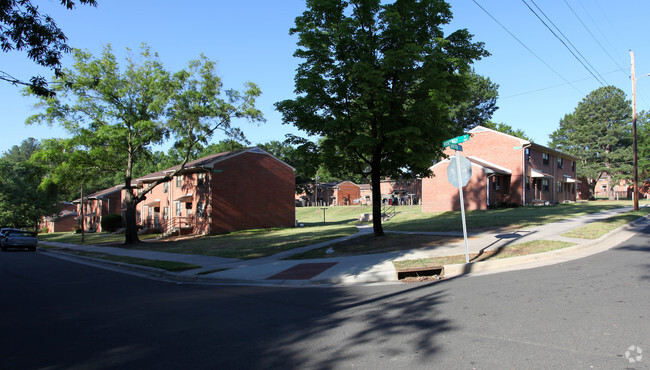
[{"x1": 101, "y1": 213, "x2": 122, "y2": 232}]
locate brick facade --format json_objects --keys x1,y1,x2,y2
[
  {"x1": 333, "y1": 181, "x2": 361, "y2": 206},
  {"x1": 133, "y1": 148, "x2": 295, "y2": 235},
  {"x1": 40, "y1": 203, "x2": 78, "y2": 233},
  {"x1": 422, "y1": 126, "x2": 579, "y2": 212},
  {"x1": 75, "y1": 188, "x2": 122, "y2": 232}
]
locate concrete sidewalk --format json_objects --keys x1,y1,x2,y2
[{"x1": 39, "y1": 205, "x2": 650, "y2": 286}]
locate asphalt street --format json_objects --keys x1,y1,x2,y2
[{"x1": 1, "y1": 224, "x2": 649, "y2": 369}]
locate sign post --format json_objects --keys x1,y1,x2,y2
[{"x1": 444, "y1": 134, "x2": 471, "y2": 263}]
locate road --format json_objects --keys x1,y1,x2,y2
[{"x1": 1, "y1": 226, "x2": 649, "y2": 369}]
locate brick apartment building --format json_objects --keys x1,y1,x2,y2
[
  {"x1": 40, "y1": 202, "x2": 78, "y2": 233},
  {"x1": 132, "y1": 147, "x2": 295, "y2": 235},
  {"x1": 74, "y1": 187, "x2": 122, "y2": 232},
  {"x1": 423, "y1": 126, "x2": 580, "y2": 212}
]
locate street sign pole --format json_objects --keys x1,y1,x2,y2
[
  {"x1": 454, "y1": 149, "x2": 470, "y2": 263},
  {"x1": 443, "y1": 134, "x2": 472, "y2": 263}
]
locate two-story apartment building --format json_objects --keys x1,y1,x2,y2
[
  {"x1": 132, "y1": 147, "x2": 296, "y2": 235},
  {"x1": 40, "y1": 202, "x2": 78, "y2": 233},
  {"x1": 422, "y1": 126, "x2": 579, "y2": 212},
  {"x1": 74, "y1": 187, "x2": 122, "y2": 232}
]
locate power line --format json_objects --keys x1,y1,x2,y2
[
  {"x1": 574, "y1": 0, "x2": 628, "y2": 69},
  {"x1": 500, "y1": 69, "x2": 624, "y2": 100},
  {"x1": 470, "y1": 0, "x2": 584, "y2": 95},
  {"x1": 522, "y1": 0, "x2": 608, "y2": 87},
  {"x1": 562, "y1": 0, "x2": 627, "y2": 79}
]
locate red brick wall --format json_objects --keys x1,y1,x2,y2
[
  {"x1": 210, "y1": 152, "x2": 295, "y2": 234},
  {"x1": 422, "y1": 160, "x2": 488, "y2": 212},
  {"x1": 444, "y1": 130, "x2": 526, "y2": 205},
  {"x1": 334, "y1": 182, "x2": 361, "y2": 206}
]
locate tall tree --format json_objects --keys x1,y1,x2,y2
[
  {"x1": 549, "y1": 86, "x2": 632, "y2": 199},
  {"x1": 27, "y1": 45, "x2": 263, "y2": 243},
  {"x1": 0, "y1": 159, "x2": 58, "y2": 229},
  {"x1": 2, "y1": 137, "x2": 40, "y2": 162},
  {"x1": 276, "y1": 0, "x2": 488, "y2": 235},
  {"x1": 1, "y1": 0, "x2": 97, "y2": 96},
  {"x1": 451, "y1": 70, "x2": 499, "y2": 130}
]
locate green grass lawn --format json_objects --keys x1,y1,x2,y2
[
  {"x1": 37, "y1": 200, "x2": 645, "y2": 260},
  {"x1": 561, "y1": 208, "x2": 650, "y2": 239},
  {"x1": 38, "y1": 231, "x2": 161, "y2": 245},
  {"x1": 126, "y1": 224, "x2": 358, "y2": 260},
  {"x1": 391, "y1": 240, "x2": 576, "y2": 267},
  {"x1": 55, "y1": 249, "x2": 201, "y2": 271},
  {"x1": 384, "y1": 200, "x2": 644, "y2": 232}
]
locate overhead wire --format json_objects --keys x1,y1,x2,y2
[
  {"x1": 470, "y1": 0, "x2": 584, "y2": 95},
  {"x1": 500, "y1": 68, "x2": 624, "y2": 100},
  {"x1": 522, "y1": 0, "x2": 608, "y2": 87},
  {"x1": 562, "y1": 0, "x2": 627, "y2": 79}
]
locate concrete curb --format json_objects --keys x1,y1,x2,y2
[{"x1": 442, "y1": 213, "x2": 650, "y2": 278}]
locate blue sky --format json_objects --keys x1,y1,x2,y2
[{"x1": 1, "y1": 0, "x2": 649, "y2": 154}]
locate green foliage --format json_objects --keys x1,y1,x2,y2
[
  {"x1": 637, "y1": 111, "x2": 650, "y2": 180},
  {"x1": 276, "y1": 0, "x2": 489, "y2": 235},
  {"x1": 26, "y1": 44, "x2": 264, "y2": 243},
  {"x1": 100, "y1": 213, "x2": 122, "y2": 232},
  {"x1": 549, "y1": 86, "x2": 633, "y2": 198},
  {"x1": 0, "y1": 159, "x2": 59, "y2": 228},
  {"x1": 2, "y1": 137, "x2": 40, "y2": 162},
  {"x1": 451, "y1": 70, "x2": 499, "y2": 130},
  {"x1": 166, "y1": 54, "x2": 264, "y2": 167},
  {"x1": 484, "y1": 121, "x2": 531, "y2": 141},
  {"x1": 0, "y1": 0, "x2": 97, "y2": 96}
]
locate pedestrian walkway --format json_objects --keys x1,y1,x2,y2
[{"x1": 38, "y1": 205, "x2": 650, "y2": 286}]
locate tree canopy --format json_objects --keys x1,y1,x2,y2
[
  {"x1": 549, "y1": 86, "x2": 633, "y2": 198},
  {"x1": 0, "y1": 138, "x2": 58, "y2": 228},
  {"x1": 276, "y1": 0, "x2": 489, "y2": 235},
  {"x1": 1, "y1": 0, "x2": 97, "y2": 96},
  {"x1": 27, "y1": 44, "x2": 263, "y2": 243}
]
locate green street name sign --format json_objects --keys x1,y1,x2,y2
[{"x1": 442, "y1": 134, "x2": 469, "y2": 148}]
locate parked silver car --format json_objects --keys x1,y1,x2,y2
[{"x1": 1, "y1": 230, "x2": 37, "y2": 252}]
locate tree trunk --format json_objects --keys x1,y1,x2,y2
[
  {"x1": 123, "y1": 191, "x2": 140, "y2": 244},
  {"x1": 370, "y1": 169, "x2": 384, "y2": 237}
]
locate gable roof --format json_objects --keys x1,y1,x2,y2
[
  {"x1": 73, "y1": 187, "x2": 121, "y2": 203},
  {"x1": 431, "y1": 155, "x2": 512, "y2": 175},
  {"x1": 468, "y1": 125, "x2": 580, "y2": 161},
  {"x1": 134, "y1": 147, "x2": 295, "y2": 184}
]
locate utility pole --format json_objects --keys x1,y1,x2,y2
[{"x1": 630, "y1": 51, "x2": 640, "y2": 211}]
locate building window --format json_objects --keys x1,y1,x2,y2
[
  {"x1": 175, "y1": 202, "x2": 182, "y2": 216},
  {"x1": 525, "y1": 148, "x2": 530, "y2": 162},
  {"x1": 571, "y1": 161, "x2": 576, "y2": 171},
  {"x1": 197, "y1": 172, "x2": 205, "y2": 186},
  {"x1": 542, "y1": 153, "x2": 549, "y2": 165},
  {"x1": 176, "y1": 175, "x2": 182, "y2": 188},
  {"x1": 557, "y1": 157, "x2": 563, "y2": 169},
  {"x1": 163, "y1": 206, "x2": 168, "y2": 220},
  {"x1": 557, "y1": 181, "x2": 563, "y2": 193},
  {"x1": 196, "y1": 202, "x2": 205, "y2": 218},
  {"x1": 163, "y1": 182, "x2": 168, "y2": 193},
  {"x1": 542, "y1": 179, "x2": 549, "y2": 192}
]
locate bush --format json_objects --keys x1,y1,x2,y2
[{"x1": 101, "y1": 213, "x2": 122, "y2": 232}]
